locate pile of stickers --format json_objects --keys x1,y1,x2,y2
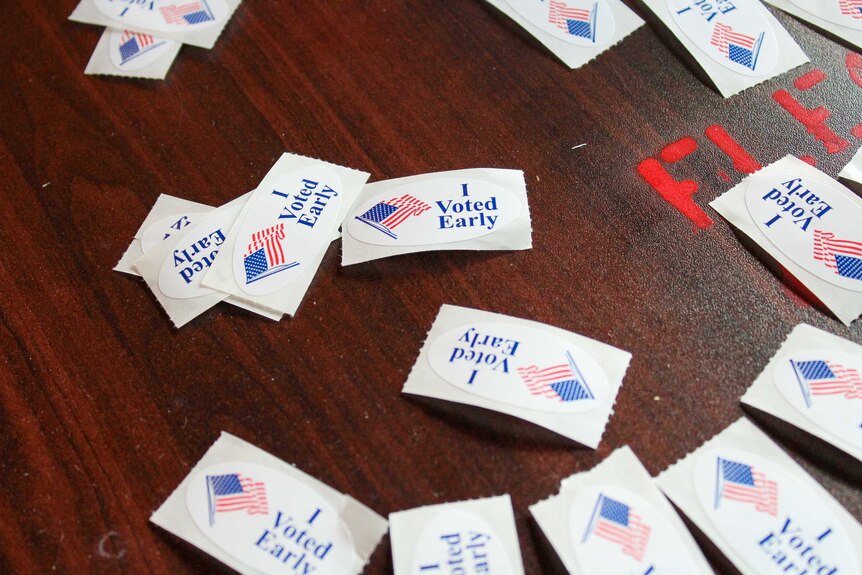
[
  {"x1": 116, "y1": 153, "x2": 532, "y2": 327},
  {"x1": 69, "y1": 0, "x2": 244, "y2": 80}
]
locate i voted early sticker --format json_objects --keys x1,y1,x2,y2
[
  {"x1": 141, "y1": 211, "x2": 207, "y2": 253},
  {"x1": 93, "y1": 0, "x2": 228, "y2": 32},
  {"x1": 427, "y1": 323, "x2": 608, "y2": 414},
  {"x1": 667, "y1": 0, "x2": 778, "y2": 77},
  {"x1": 504, "y1": 0, "x2": 617, "y2": 46},
  {"x1": 790, "y1": 0, "x2": 862, "y2": 30},
  {"x1": 693, "y1": 448, "x2": 860, "y2": 574},
  {"x1": 108, "y1": 29, "x2": 178, "y2": 71}
]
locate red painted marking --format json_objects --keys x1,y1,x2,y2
[
  {"x1": 800, "y1": 155, "x2": 817, "y2": 166},
  {"x1": 852, "y1": 124, "x2": 862, "y2": 139},
  {"x1": 705, "y1": 124, "x2": 762, "y2": 174},
  {"x1": 718, "y1": 170, "x2": 731, "y2": 182},
  {"x1": 772, "y1": 89, "x2": 849, "y2": 154},
  {"x1": 846, "y1": 52, "x2": 862, "y2": 90},
  {"x1": 660, "y1": 137, "x2": 698, "y2": 163},
  {"x1": 793, "y1": 69, "x2": 827, "y2": 91},
  {"x1": 636, "y1": 157, "x2": 713, "y2": 229}
]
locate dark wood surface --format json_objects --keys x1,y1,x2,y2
[{"x1": 1, "y1": 1, "x2": 860, "y2": 573}]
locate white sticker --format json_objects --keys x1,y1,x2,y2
[
  {"x1": 692, "y1": 448, "x2": 860, "y2": 574},
  {"x1": 410, "y1": 509, "x2": 515, "y2": 575},
  {"x1": 503, "y1": 0, "x2": 617, "y2": 47},
  {"x1": 667, "y1": 0, "x2": 778, "y2": 77},
  {"x1": 347, "y1": 178, "x2": 520, "y2": 247},
  {"x1": 232, "y1": 166, "x2": 343, "y2": 296},
  {"x1": 93, "y1": 0, "x2": 228, "y2": 32},
  {"x1": 570, "y1": 485, "x2": 700, "y2": 574},
  {"x1": 743, "y1": 169, "x2": 862, "y2": 292},
  {"x1": 157, "y1": 204, "x2": 239, "y2": 299},
  {"x1": 790, "y1": 0, "x2": 862, "y2": 30},
  {"x1": 427, "y1": 323, "x2": 608, "y2": 414},
  {"x1": 141, "y1": 211, "x2": 207, "y2": 252},
  {"x1": 107, "y1": 29, "x2": 178, "y2": 71},
  {"x1": 773, "y1": 350, "x2": 862, "y2": 451}
]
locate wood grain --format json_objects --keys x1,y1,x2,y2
[{"x1": 0, "y1": 1, "x2": 860, "y2": 573}]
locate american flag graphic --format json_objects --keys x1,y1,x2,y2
[
  {"x1": 813, "y1": 229, "x2": 862, "y2": 281},
  {"x1": 582, "y1": 494, "x2": 651, "y2": 561},
  {"x1": 548, "y1": 0, "x2": 598, "y2": 42},
  {"x1": 840, "y1": 0, "x2": 862, "y2": 19},
  {"x1": 243, "y1": 223, "x2": 298, "y2": 284},
  {"x1": 709, "y1": 23, "x2": 764, "y2": 70},
  {"x1": 160, "y1": 1, "x2": 215, "y2": 26},
  {"x1": 206, "y1": 473, "x2": 269, "y2": 526},
  {"x1": 516, "y1": 351, "x2": 594, "y2": 402},
  {"x1": 790, "y1": 359, "x2": 862, "y2": 406},
  {"x1": 117, "y1": 31, "x2": 160, "y2": 64},
  {"x1": 354, "y1": 194, "x2": 431, "y2": 239},
  {"x1": 715, "y1": 458, "x2": 778, "y2": 516}
]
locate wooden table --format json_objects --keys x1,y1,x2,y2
[{"x1": 1, "y1": 2, "x2": 860, "y2": 573}]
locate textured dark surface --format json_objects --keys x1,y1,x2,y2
[{"x1": 1, "y1": 1, "x2": 860, "y2": 573}]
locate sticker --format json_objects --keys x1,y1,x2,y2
[
  {"x1": 667, "y1": 0, "x2": 778, "y2": 77},
  {"x1": 789, "y1": 0, "x2": 862, "y2": 30},
  {"x1": 427, "y1": 323, "x2": 608, "y2": 414},
  {"x1": 108, "y1": 29, "x2": 178, "y2": 71},
  {"x1": 347, "y1": 178, "x2": 521, "y2": 247},
  {"x1": 231, "y1": 166, "x2": 342, "y2": 296},
  {"x1": 409, "y1": 509, "x2": 515, "y2": 575},
  {"x1": 773, "y1": 350, "x2": 862, "y2": 450},
  {"x1": 692, "y1": 448, "x2": 860, "y2": 574},
  {"x1": 503, "y1": 0, "x2": 617, "y2": 47},
  {"x1": 570, "y1": 485, "x2": 701, "y2": 575},
  {"x1": 743, "y1": 169, "x2": 862, "y2": 292},
  {"x1": 157, "y1": 204, "x2": 240, "y2": 299},
  {"x1": 93, "y1": 0, "x2": 228, "y2": 32},
  {"x1": 141, "y1": 211, "x2": 207, "y2": 252}
]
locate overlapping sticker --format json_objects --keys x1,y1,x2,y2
[
  {"x1": 640, "y1": 0, "x2": 808, "y2": 97},
  {"x1": 151, "y1": 432, "x2": 388, "y2": 575},
  {"x1": 402, "y1": 304, "x2": 631, "y2": 447},
  {"x1": 655, "y1": 418, "x2": 862, "y2": 575},
  {"x1": 342, "y1": 169, "x2": 531, "y2": 265},
  {"x1": 389, "y1": 495, "x2": 525, "y2": 575},
  {"x1": 765, "y1": 0, "x2": 862, "y2": 51},
  {"x1": 710, "y1": 155, "x2": 862, "y2": 325},
  {"x1": 485, "y1": 0, "x2": 644, "y2": 69},
  {"x1": 742, "y1": 323, "x2": 862, "y2": 462},
  {"x1": 86, "y1": 28, "x2": 181, "y2": 79},
  {"x1": 839, "y1": 145, "x2": 862, "y2": 193},
  {"x1": 530, "y1": 447, "x2": 712, "y2": 575}
]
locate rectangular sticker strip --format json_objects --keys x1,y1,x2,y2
[
  {"x1": 342, "y1": 168, "x2": 532, "y2": 266},
  {"x1": 654, "y1": 418, "x2": 862, "y2": 575},
  {"x1": 389, "y1": 495, "x2": 525, "y2": 575},
  {"x1": 710, "y1": 155, "x2": 862, "y2": 325},
  {"x1": 764, "y1": 0, "x2": 862, "y2": 52},
  {"x1": 741, "y1": 323, "x2": 862, "y2": 462},
  {"x1": 485, "y1": 0, "x2": 644, "y2": 69},
  {"x1": 70, "y1": 0, "x2": 243, "y2": 50},
  {"x1": 151, "y1": 432, "x2": 388, "y2": 575},
  {"x1": 202, "y1": 152, "x2": 370, "y2": 316},
  {"x1": 85, "y1": 28, "x2": 181, "y2": 80},
  {"x1": 530, "y1": 446, "x2": 712, "y2": 575},
  {"x1": 640, "y1": 0, "x2": 809, "y2": 97},
  {"x1": 402, "y1": 304, "x2": 631, "y2": 448}
]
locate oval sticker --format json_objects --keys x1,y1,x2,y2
[
  {"x1": 666, "y1": 0, "x2": 778, "y2": 77},
  {"x1": 744, "y1": 169, "x2": 862, "y2": 292},
  {"x1": 94, "y1": 0, "x2": 228, "y2": 33},
  {"x1": 410, "y1": 508, "x2": 515, "y2": 575},
  {"x1": 108, "y1": 29, "x2": 177, "y2": 71},
  {"x1": 346, "y1": 178, "x2": 521, "y2": 247},
  {"x1": 427, "y1": 323, "x2": 608, "y2": 414},
  {"x1": 789, "y1": 1, "x2": 862, "y2": 31},
  {"x1": 232, "y1": 166, "x2": 343, "y2": 296},
  {"x1": 157, "y1": 203, "x2": 242, "y2": 299},
  {"x1": 141, "y1": 211, "x2": 208, "y2": 253},
  {"x1": 569, "y1": 485, "x2": 702, "y2": 574},
  {"x1": 504, "y1": 0, "x2": 617, "y2": 47},
  {"x1": 693, "y1": 449, "x2": 859, "y2": 574},
  {"x1": 186, "y1": 463, "x2": 359, "y2": 575},
  {"x1": 773, "y1": 350, "x2": 862, "y2": 452}
]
